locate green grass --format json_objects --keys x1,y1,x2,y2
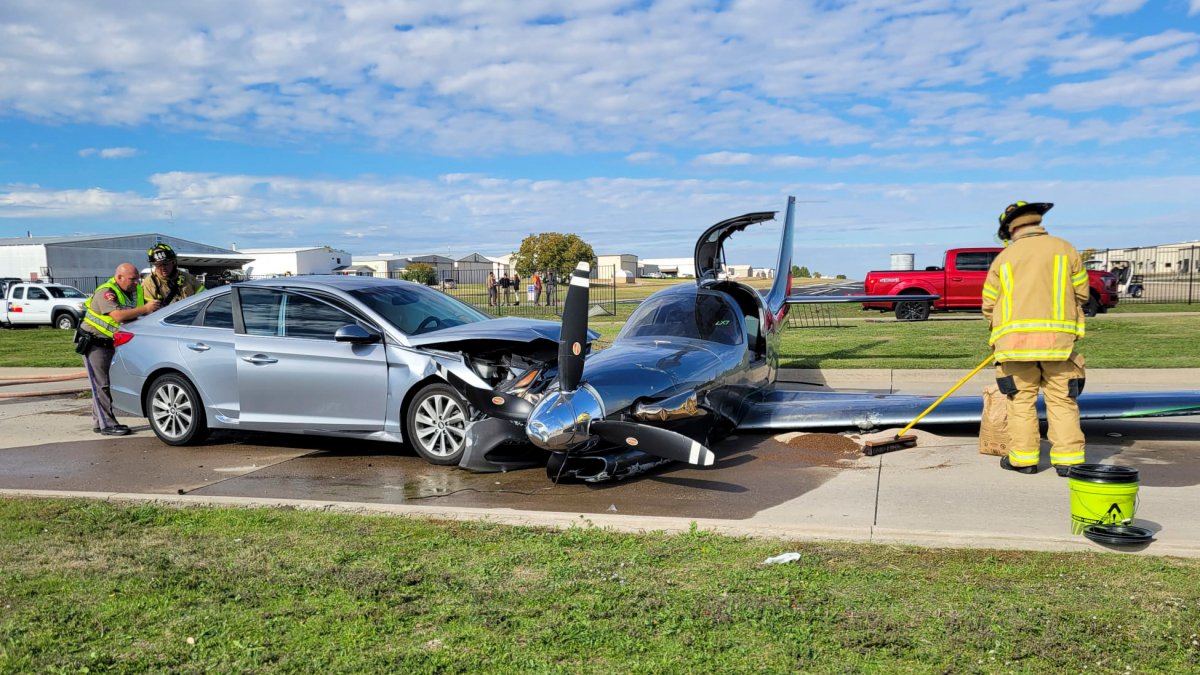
[
  {"x1": 0, "y1": 327, "x2": 77, "y2": 367},
  {"x1": 2, "y1": 499, "x2": 1198, "y2": 673},
  {"x1": 1110, "y1": 302, "x2": 1200, "y2": 313},
  {"x1": 777, "y1": 314, "x2": 1200, "y2": 369}
]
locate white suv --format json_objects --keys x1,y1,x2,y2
[{"x1": 1, "y1": 283, "x2": 88, "y2": 329}]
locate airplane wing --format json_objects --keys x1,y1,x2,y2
[{"x1": 737, "y1": 389, "x2": 1200, "y2": 431}]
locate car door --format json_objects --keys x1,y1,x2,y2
[
  {"x1": 234, "y1": 287, "x2": 388, "y2": 432},
  {"x1": 946, "y1": 251, "x2": 996, "y2": 307},
  {"x1": 23, "y1": 286, "x2": 53, "y2": 324},
  {"x1": 175, "y1": 292, "x2": 240, "y2": 421}
]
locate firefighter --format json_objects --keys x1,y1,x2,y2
[
  {"x1": 982, "y1": 202, "x2": 1088, "y2": 476},
  {"x1": 79, "y1": 263, "x2": 160, "y2": 435},
  {"x1": 141, "y1": 243, "x2": 205, "y2": 309}
]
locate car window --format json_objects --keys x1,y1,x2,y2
[
  {"x1": 954, "y1": 252, "x2": 994, "y2": 272},
  {"x1": 163, "y1": 302, "x2": 204, "y2": 326},
  {"x1": 348, "y1": 283, "x2": 489, "y2": 335},
  {"x1": 238, "y1": 288, "x2": 285, "y2": 336},
  {"x1": 27, "y1": 287, "x2": 48, "y2": 300},
  {"x1": 283, "y1": 294, "x2": 357, "y2": 340},
  {"x1": 11, "y1": 287, "x2": 24, "y2": 300},
  {"x1": 48, "y1": 286, "x2": 85, "y2": 298},
  {"x1": 200, "y1": 293, "x2": 235, "y2": 329}
]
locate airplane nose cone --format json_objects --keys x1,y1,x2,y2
[{"x1": 526, "y1": 386, "x2": 605, "y2": 451}]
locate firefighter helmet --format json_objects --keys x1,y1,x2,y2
[
  {"x1": 997, "y1": 201, "x2": 1053, "y2": 242},
  {"x1": 148, "y1": 243, "x2": 177, "y2": 264}
]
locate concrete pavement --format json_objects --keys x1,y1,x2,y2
[{"x1": 2, "y1": 366, "x2": 1199, "y2": 557}]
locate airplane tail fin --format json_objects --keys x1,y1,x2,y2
[{"x1": 764, "y1": 196, "x2": 795, "y2": 320}]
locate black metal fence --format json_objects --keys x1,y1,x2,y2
[
  {"x1": 1086, "y1": 245, "x2": 1198, "y2": 305},
  {"x1": 45, "y1": 266, "x2": 621, "y2": 318}
]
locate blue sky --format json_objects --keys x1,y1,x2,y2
[{"x1": 2, "y1": 0, "x2": 1199, "y2": 278}]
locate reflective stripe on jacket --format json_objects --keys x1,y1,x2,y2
[
  {"x1": 83, "y1": 279, "x2": 145, "y2": 338},
  {"x1": 981, "y1": 225, "x2": 1088, "y2": 362}
]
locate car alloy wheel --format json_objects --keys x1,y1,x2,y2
[
  {"x1": 407, "y1": 383, "x2": 469, "y2": 465},
  {"x1": 895, "y1": 299, "x2": 930, "y2": 321},
  {"x1": 56, "y1": 314, "x2": 78, "y2": 330},
  {"x1": 147, "y1": 374, "x2": 209, "y2": 446}
]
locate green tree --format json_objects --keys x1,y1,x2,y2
[
  {"x1": 401, "y1": 262, "x2": 438, "y2": 285},
  {"x1": 792, "y1": 265, "x2": 811, "y2": 278},
  {"x1": 835, "y1": 274, "x2": 847, "y2": 280},
  {"x1": 513, "y1": 232, "x2": 596, "y2": 277}
]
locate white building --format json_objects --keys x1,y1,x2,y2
[
  {"x1": 0, "y1": 233, "x2": 251, "y2": 289},
  {"x1": 597, "y1": 253, "x2": 638, "y2": 284},
  {"x1": 352, "y1": 254, "x2": 407, "y2": 278},
  {"x1": 240, "y1": 246, "x2": 352, "y2": 277},
  {"x1": 640, "y1": 257, "x2": 695, "y2": 278}
]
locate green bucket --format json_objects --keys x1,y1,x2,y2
[{"x1": 1067, "y1": 464, "x2": 1139, "y2": 535}]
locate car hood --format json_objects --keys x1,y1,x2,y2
[{"x1": 405, "y1": 317, "x2": 599, "y2": 349}]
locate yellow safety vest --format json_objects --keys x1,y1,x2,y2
[{"x1": 83, "y1": 279, "x2": 145, "y2": 338}]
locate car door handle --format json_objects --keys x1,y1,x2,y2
[
  {"x1": 186, "y1": 343, "x2": 211, "y2": 352},
  {"x1": 951, "y1": 277, "x2": 963, "y2": 282},
  {"x1": 241, "y1": 354, "x2": 278, "y2": 365}
]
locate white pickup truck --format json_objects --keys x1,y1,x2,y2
[{"x1": 1, "y1": 282, "x2": 89, "y2": 329}]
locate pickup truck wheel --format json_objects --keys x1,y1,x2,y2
[
  {"x1": 1082, "y1": 294, "x2": 1101, "y2": 317},
  {"x1": 54, "y1": 313, "x2": 78, "y2": 330},
  {"x1": 895, "y1": 300, "x2": 931, "y2": 322}
]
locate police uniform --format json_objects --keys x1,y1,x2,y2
[
  {"x1": 982, "y1": 202, "x2": 1088, "y2": 475},
  {"x1": 141, "y1": 268, "x2": 204, "y2": 306},
  {"x1": 81, "y1": 278, "x2": 145, "y2": 433}
]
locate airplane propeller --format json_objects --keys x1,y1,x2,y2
[
  {"x1": 542, "y1": 261, "x2": 716, "y2": 468},
  {"x1": 557, "y1": 261, "x2": 590, "y2": 392}
]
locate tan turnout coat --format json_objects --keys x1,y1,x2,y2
[{"x1": 981, "y1": 223, "x2": 1088, "y2": 362}]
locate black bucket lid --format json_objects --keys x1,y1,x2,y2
[
  {"x1": 1083, "y1": 524, "x2": 1155, "y2": 546},
  {"x1": 1067, "y1": 463, "x2": 1139, "y2": 483}
]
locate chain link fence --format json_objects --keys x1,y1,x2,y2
[{"x1": 1086, "y1": 244, "x2": 1198, "y2": 304}]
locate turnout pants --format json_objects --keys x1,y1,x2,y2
[
  {"x1": 83, "y1": 343, "x2": 120, "y2": 429},
  {"x1": 996, "y1": 353, "x2": 1086, "y2": 469}
]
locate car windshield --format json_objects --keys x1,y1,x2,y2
[
  {"x1": 348, "y1": 284, "x2": 490, "y2": 335},
  {"x1": 616, "y1": 289, "x2": 742, "y2": 345},
  {"x1": 47, "y1": 286, "x2": 85, "y2": 298}
]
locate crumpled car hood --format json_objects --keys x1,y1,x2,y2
[{"x1": 405, "y1": 317, "x2": 599, "y2": 349}]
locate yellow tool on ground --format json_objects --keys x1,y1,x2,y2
[{"x1": 862, "y1": 354, "x2": 995, "y2": 455}]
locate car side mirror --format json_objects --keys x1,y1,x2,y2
[{"x1": 334, "y1": 324, "x2": 382, "y2": 344}]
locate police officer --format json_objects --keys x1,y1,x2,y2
[
  {"x1": 141, "y1": 243, "x2": 204, "y2": 309},
  {"x1": 80, "y1": 263, "x2": 160, "y2": 435},
  {"x1": 982, "y1": 202, "x2": 1088, "y2": 476}
]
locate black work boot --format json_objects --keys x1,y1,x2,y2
[
  {"x1": 1054, "y1": 465, "x2": 1073, "y2": 477},
  {"x1": 1000, "y1": 456, "x2": 1038, "y2": 474}
]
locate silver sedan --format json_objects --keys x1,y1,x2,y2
[{"x1": 110, "y1": 276, "x2": 570, "y2": 465}]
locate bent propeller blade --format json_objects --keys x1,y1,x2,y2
[
  {"x1": 558, "y1": 261, "x2": 590, "y2": 392},
  {"x1": 589, "y1": 420, "x2": 716, "y2": 467}
]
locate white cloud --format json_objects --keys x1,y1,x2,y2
[
  {"x1": 79, "y1": 147, "x2": 139, "y2": 159},
  {"x1": 7, "y1": 169, "x2": 1200, "y2": 279},
  {"x1": 2, "y1": 1, "x2": 1197, "y2": 153}
]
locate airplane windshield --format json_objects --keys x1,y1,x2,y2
[{"x1": 617, "y1": 290, "x2": 742, "y2": 345}]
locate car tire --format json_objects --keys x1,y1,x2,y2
[
  {"x1": 146, "y1": 373, "x2": 209, "y2": 446},
  {"x1": 895, "y1": 299, "x2": 931, "y2": 321},
  {"x1": 55, "y1": 313, "x2": 78, "y2": 330},
  {"x1": 1082, "y1": 293, "x2": 1101, "y2": 317},
  {"x1": 405, "y1": 382, "x2": 470, "y2": 465}
]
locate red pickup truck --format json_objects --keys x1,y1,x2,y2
[{"x1": 862, "y1": 248, "x2": 1119, "y2": 321}]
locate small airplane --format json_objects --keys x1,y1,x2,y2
[{"x1": 456, "y1": 196, "x2": 1200, "y2": 482}]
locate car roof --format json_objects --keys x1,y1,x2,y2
[{"x1": 235, "y1": 275, "x2": 412, "y2": 292}]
